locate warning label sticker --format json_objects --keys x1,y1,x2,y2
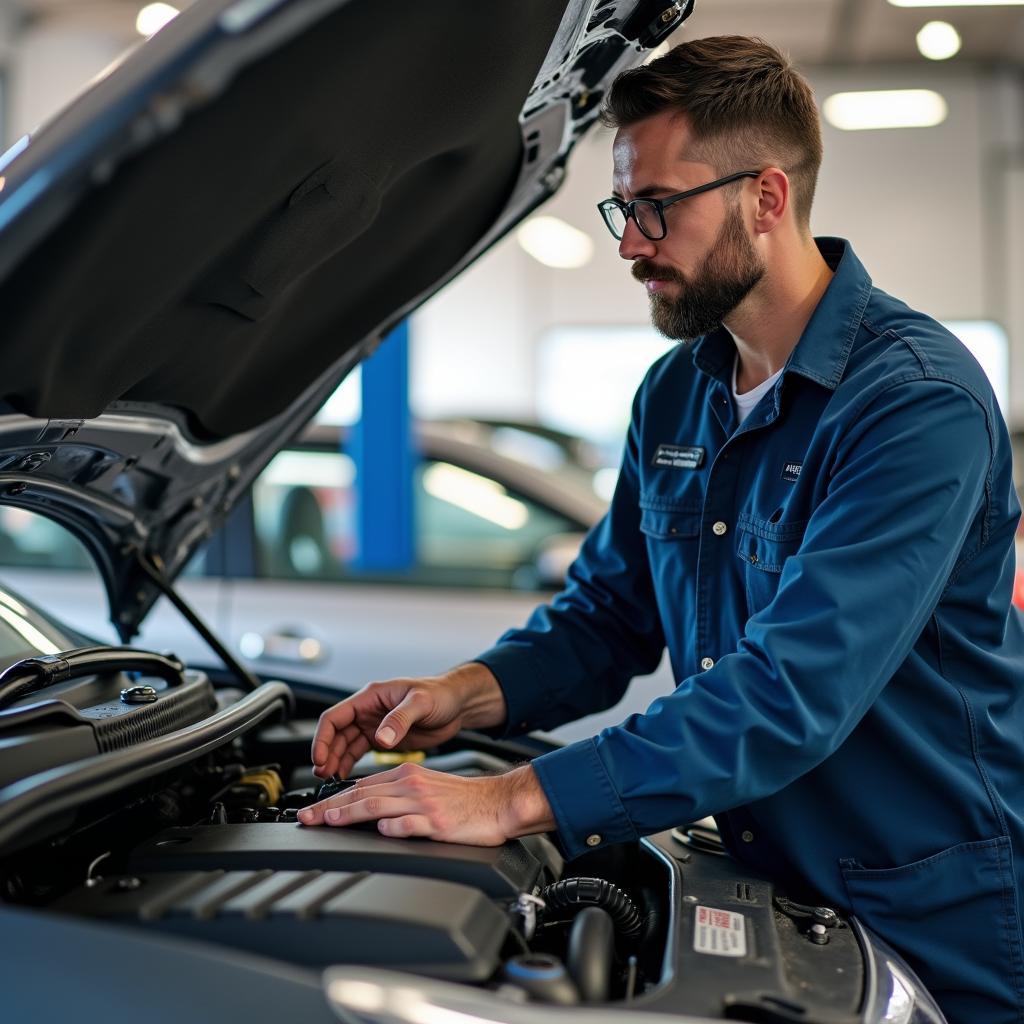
[{"x1": 693, "y1": 905, "x2": 747, "y2": 957}]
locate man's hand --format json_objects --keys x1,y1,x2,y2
[
  {"x1": 296, "y1": 761, "x2": 556, "y2": 845},
  {"x1": 311, "y1": 663, "x2": 507, "y2": 780}
]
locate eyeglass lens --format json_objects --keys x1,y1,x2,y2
[
  {"x1": 633, "y1": 201, "x2": 664, "y2": 239},
  {"x1": 601, "y1": 201, "x2": 664, "y2": 241}
]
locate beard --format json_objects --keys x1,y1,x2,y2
[{"x1": 632, "y1": 204, "x2": 765, "y2": 342}]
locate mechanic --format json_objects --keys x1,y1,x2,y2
[{"x1": 298, "y1": 37, "x2": 1024, "y2": 1023}]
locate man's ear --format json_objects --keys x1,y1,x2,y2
[{"x1": 752, "y1": 168, "x2": 789, "y2": 235}]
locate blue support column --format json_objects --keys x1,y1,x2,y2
[{"x1": 350, "y1": 321, "x2": 415, "y2": 572}]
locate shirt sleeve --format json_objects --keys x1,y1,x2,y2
[
  {"x1": 473, "y1": 383, "x2": 667, "y2": 736},
  {"x1": 531, "y1": 378, "x2": 995, "y2": 859}
]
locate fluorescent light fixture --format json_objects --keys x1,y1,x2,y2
[
  {"x1": 423, "y1": 463, "x2": 529, "y2": 530},
  {"x1": 890, "y1": 0, "x2": 1023, "y2": 6},
  {"x1": 136, "y1": 3, "x2": 180, "y2": 37},
  {"x1": 516, "y1": 216, "x2": 594, "y2": 269},
  {"x1": 822, "y1": 90, "x2": 947, "y2": 131},
  {"x1": 917, "y1": 20, "x2": 962, "y2": 59}
]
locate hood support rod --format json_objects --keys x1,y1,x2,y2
[{"x1": 135, "y1": 551, "x2": 260, "y2": 692}]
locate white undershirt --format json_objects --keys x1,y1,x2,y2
[{"x1": 729, "y1": 331, "x2": 784, "y2": 425}]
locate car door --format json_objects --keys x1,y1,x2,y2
[
  {"x1": 220, "y1": 441, "x2": 677, "y2": 742},
  {"x1": 222, "y1": 444, "x2": 578, "y2": 686}
]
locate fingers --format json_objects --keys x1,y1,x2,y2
[
  {"x1": 311, "y1": 701, "x2": 358, "y2": 772},
  {"x1": 375, "y1": 689, "x2": 431, "y2": 749},
  {"x1": 322, "y1": 796, "x2": 421, "y2": 827},
  {"x1": 297, "y1": 781, "x2": 421, "y2": 828},
  {"x1": 312, "y1": 680, "x2": 431, "y2": 774},
  {"x1": 295, "y1": 765, "x2": 508, "y2": 846},
  {"x1": 336, "y1": 732, "x2": 372, "y2": 781},
  {"x1": 297, "y1": 764, "x2": 425, "y2": 826},
  {"x1": 312, "y1": 722, "x2": 362, "y2": 780},
  {"x1": 377, "y1": 815, "x2": 433, "y2": 838}
]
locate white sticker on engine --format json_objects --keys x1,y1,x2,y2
[{"x1": 693, "y1": 905, "x2": 746, "y2": 957}]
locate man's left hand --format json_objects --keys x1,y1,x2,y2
[{"x1": 296, "y1": 762, "x2": 556, "y2": 845}]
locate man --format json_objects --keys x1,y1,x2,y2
[{"x1": 298, "y1": 37, "x2": 1024, "y2": 1022}]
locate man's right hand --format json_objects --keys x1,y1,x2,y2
[{"x1": 310, "y1": 663, "x2": 507, "y2": 780}]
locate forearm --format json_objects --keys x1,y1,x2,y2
[
  {"x1": 500, "y1": 764, "x2": 557, "y2": 838},
  {"x1": 446, "y1": 661, "x2": 508, "y2": 731}
]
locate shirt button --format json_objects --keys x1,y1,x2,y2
[
  {"x1": 741, "y1": 830, "x2": 755, "y2": 843},
  {"x1": 712, "y1": 521, "x2": 728, "y2": 536},
  {"x1": 700, "y1": 657, "x2": 715, "y2": 670},
  {"x1": 586, "y1": 834, "x2": 602, "y2": 847}
]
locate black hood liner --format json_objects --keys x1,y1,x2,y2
[{"x1": 0, "y1": 0, "x2": 567, "y2": 440}]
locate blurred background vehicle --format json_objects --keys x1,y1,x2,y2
[{"x1": 0, "y1": 419, "x2": 675, "y2": 742}]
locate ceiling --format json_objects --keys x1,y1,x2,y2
[
  {"x1": 673, "y1": 0, "x2": 1024, "y2": 67},
  {"x1": 0, "y1": 0, "x2": 1021, "y2": 66}
]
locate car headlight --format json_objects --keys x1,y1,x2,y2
[{"x1": 855, "y1": 919, "x2": 947, "y2": 1024}]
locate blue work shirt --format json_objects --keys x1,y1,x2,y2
[{"x1": 476, "y1": 238, "x2": 1024, "y2": 1023}]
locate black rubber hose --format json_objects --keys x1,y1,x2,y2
[
  {"x1": 538, "y1": 877, "x2": 644, "y2": 942},
  {"x1": 567, "y1": 906, "x2": 615, "y2": 1002},
  {"x1": 0, "y1": 647, "x2": 186, "y2": 710}
]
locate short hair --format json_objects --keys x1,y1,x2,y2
[{"x1": 600, "y1": 36, "x2": 823, "y2": 229}]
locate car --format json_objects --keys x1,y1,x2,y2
[
  {"x1": 0, "y1": 1, "x2": 947, "y2": 1021},
  {"x1": 0, "y1": 418, "x2": 676, "y2": 741}
]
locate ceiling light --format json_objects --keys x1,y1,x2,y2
[
  {"x1": 890, "y1": 0, "x2": 1024, "y2": 6},
  {"x1": 516, "y1": 216, "x2": 594, "y2": 269},
  {"x1": 917, "y1": 20, "x2": 963, "y2": 57},
  {"x1": 136, "y1": 3, "x2": 180, "y2": 37},
  {"x1": 823, "y1": 90, "x2": 948, "y2": 131}
]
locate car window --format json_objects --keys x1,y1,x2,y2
[
  {"x1": 0, "y1": 507, "x2": 207, "y2": 576},
  {"x1": 251, "y1": 448, "x2": 577, "y2": 589},
  {"x1": 0, "y1": 507, "x2": 93, "y2": 571}
]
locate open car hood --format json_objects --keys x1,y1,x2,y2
[{"x1": 0, "y1": 0, "x2": 694, "y2": 637}]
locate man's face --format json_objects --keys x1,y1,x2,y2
[{"x1": 611, "y1": 111, "x2": 765, "y2": 342}]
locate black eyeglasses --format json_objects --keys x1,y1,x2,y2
[{"x1": 597, "y1": 170, "x2": 762, "y2": 241}]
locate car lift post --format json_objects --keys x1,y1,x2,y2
[{"x1": 350, "y1": 321, "x2": 415, "y2": 572}]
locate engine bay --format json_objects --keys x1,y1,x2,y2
[{"x1": 0, "y1": 657, "x2": 882, "y2": 1022}]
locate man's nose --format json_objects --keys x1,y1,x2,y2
[{"x1": 618, "y1": 217, "x2": 657, "y2": 261}]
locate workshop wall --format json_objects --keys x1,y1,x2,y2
[{"x1": 420, "y1": 65, "x2": 1024, "y2": 430}]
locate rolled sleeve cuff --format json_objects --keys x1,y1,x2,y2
[
  {"x1": 531, "y1": 738, "x2": 639, "y2": 860},
  {"x1": 472, "y1": 645, "x2": 556, "y2": 737}
]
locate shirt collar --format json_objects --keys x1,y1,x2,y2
[{"x1": 692, "y1": 237, "x2": 872, "y2": 392}]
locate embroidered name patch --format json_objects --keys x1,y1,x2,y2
[
  {"x1": 653, "y1": 444, "x2": 705, "y2": 470},
  {"x1": 782, "y1": 462, "x2": 802, "y2": 482}
]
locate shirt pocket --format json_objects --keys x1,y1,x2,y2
[
  {"x1": 839, "y1": 836, "x2": 1024, "y2": 1023},
  {"x1": 638, "y1": 503, "x2": 702, "y2": 541},
  {"x1": 735, "y1": 513, "x2": 807, "y2": 617}
]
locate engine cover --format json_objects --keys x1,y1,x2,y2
[
  {"x1": 128, "y1": 822, "x2": 556, "y2": 897},
  {"x1": 54, "y1": 867, "x2": 509, "y2": 982}
]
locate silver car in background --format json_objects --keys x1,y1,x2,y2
[{"x1": 0, "y1": 419, "x2": 674, "y2": 742}]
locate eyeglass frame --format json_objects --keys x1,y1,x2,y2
[{"x1": 596, "y1": 170, "x2": 762, "y2": 241}]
